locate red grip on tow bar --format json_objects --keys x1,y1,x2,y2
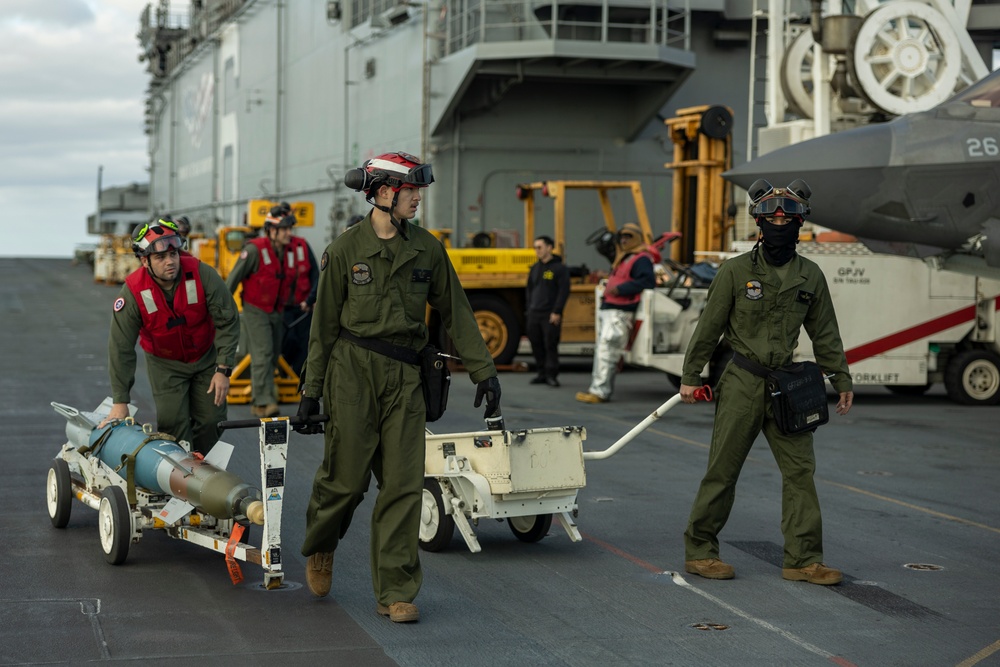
[{"x1": 692, "y1": 385, "x2": 713, "y2": 402}]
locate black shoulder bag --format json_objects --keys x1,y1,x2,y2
[{"x1": 732, "y1": 352, "x2": 829, "y2": 435}]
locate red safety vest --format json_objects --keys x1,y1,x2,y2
[
  {"x1": 287, "y1": 236, "x2": 313, "y2": 305},
  {"x1": 603, "y1": 250, "x2": 657, "y2": 307},
  {"x1": 240, "y1": 237, "x2": 296, "y2": 313},
  {"x1": 125, "y1": 255, "x2": 215, "y2": 362}
]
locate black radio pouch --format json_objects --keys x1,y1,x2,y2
[
  {"x1": 765, "y1": 361, "x2": 829, "y2": 435},
  {"x1": 419, "y1": 346, "x2": 451, "y2": 423}
]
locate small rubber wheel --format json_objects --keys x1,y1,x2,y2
[
  {"x1": 98, "y1": 486, "x2": 132, "y2": 565},
  {"x1": 507, "y1": 514, "x2": 553, "y2": 543},
  {"x1": 419, "y1": 479, "x2": 455, "y2": 552},
  {"x1": 46, "y1": 459, "x2": 73, "y2": 528}
]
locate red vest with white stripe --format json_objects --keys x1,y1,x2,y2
[
  {"x1": 603, "y1": 251, "x2": 655, "y2": 307},
  {"x1": 287, "y1": 236, "x2": 313, "y2": 305},
  {"x1": 125, "y1": 255, "x2": 215, "y2": 362},
  {"x1": 240, "y1": 237, "x2": 296, "y2": 313}
]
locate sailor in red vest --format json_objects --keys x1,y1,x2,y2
[
  {"x1": 270, "y1": 203, "x2": 318, "y2": 378},
  {"x1": 100, "y1": 219, "x2": 241, "y2": 454},
  {"x1": 226, "y1": 213, "x2": 298, "y2": 417},
  {"x1": 576, "y1": 222, "x2": 658, "y2": 403}
]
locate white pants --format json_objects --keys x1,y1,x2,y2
[{"x1": 588, "y1": 308, "x2": 634, "y2": 399}]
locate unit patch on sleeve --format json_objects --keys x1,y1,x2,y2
[
  {"x1": 113, "y1": 297, "x2": 125, "y2": 312},
  {"x1": 745, "y1": 280, "x2": 763, "y2": 300},
  {"x1": 351, "y1": 262, "x2": 373, "y2": 285},
  {"x1": 320, "y1": 251, "x2": 329, "y2": 271}
]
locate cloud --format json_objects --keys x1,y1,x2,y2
[{"x1": 0, "y1": 1, "x2": 150, "y2": 258}]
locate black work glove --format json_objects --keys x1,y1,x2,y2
[
  {"x1": 473, "y1": 376, "x2": 502, "y2": 420},
  {"x1": 293, "y1": 396, "x2": 324, "y2": 434}
]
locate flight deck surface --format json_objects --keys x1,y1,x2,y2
[{"x1": 3, "y1": 258, "x2": 998, "y2": 666}]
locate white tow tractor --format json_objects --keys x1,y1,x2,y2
[{"x1": 418, "y1": 388, "x2": 712, "y2": 553}]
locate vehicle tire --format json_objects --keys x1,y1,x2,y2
[
  {"x1": 507, "y1": 514, "x2": 552, "y2": 543},
  {"x1": 886, "y1": 384, "x2": 932, "y2": 396},
  {"x1": 944, "y1": 349, "x2": 1000, "y2": 405},
  {"x1": 46, "y1": 459, "x2": 73, "y2": 529},
  {"x1": 468, "y1": 294, "x2": 521, "y2": 365},
  {"x1": 419, "y1": 478, "x2": 455, "y2": 552},
  {"x1": 98, "y1": 486, "x2": 132, "y2": 565}
]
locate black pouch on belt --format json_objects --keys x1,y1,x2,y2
[
  {"x1": 419, "y1": 346, "x2": 451, "y2": 423},
  {"x1": 765, "y1": 361, "x2": 829, "y2": 435}
]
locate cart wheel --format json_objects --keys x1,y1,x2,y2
[
  {"x1": 419, "y1": 479, "x2": 455, "y2": 552},
  {"x1": 98, "y1": 486, "x2": 132, "y2": 565},
  {"x1": 507, "y1": 514, "x2": 553, "y2": 543},
  {"x1": 46, "y1": 459, "x2": 73, "y2": 528}
]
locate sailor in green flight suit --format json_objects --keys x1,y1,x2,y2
[
  {"x1": 679, "y1": 178, "x2": 854, "y2": 585},
  {"x1": 294, "y1": 151, "x2": 500, "y2": 623}
]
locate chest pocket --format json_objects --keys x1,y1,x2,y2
[
  {"x1": 733, "y1": 298, "x2": 766, "y2": 337},
  {"x1": 346, "y1": 280, "x2": 382, "y2": 328},
  {"x1": 405, "y1": 268, "x2": 432, "y2": 318}
]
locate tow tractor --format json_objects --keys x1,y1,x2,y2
[{"x1": 418, "y1": 387, "x2": 712, "y2": 553}]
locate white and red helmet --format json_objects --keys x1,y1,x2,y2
[
  {"x1": 345, "y1": 152, "x2": 434, "y2": 195},
  {"x1": 132, "y1": 219, "x2": 184, "y2": 258}
]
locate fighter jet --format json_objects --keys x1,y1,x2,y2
[{"x1": 724, "y1": 68, "x2": 1000, "y2": 279}]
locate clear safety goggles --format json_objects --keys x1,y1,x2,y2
[{"x1": 145, "y1": 235, "x2": 184, "y2": 256}]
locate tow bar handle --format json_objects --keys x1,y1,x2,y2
[{"x1": 583, "y1": 385, "x2": 712, "y2": 461}]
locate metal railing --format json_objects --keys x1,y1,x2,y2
[{"x1": 439, "y1": 0, "x2": 690, "y2": 55}]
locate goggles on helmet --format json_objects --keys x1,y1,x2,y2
[
  {"x1": 752, "y1": 195, "x2": 809, "y2": 217},
  {"x1": 133, "y1": 219, "x2": 184, "y2": 256}
]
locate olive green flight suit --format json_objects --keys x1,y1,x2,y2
[
  {"x1": 301, "y1": 215, "x2": 496, "y2": 606},
  {"x1": 109, "y1": 262, "x2": 240, "y2": 453},
  {"x1": 681, "y1": 249, "x2": 852, "y2": 569},
  {"x1": 226, "y1": 244, "x2": 285, "y2": 407}
]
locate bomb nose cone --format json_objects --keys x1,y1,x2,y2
[{"x1": 246, "y1": 500, "x2": 265, "y2": 525}]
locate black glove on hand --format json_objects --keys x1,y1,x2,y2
[
  {"x1": 293, "y1": 396, "x2": 324, "y2": 434},
  {"x1": 473, "y1": 376, "x2": 502, "y2": 419}
]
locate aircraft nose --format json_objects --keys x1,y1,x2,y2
[{"x1": 723, "y1": 122, "x2": 894, "y2": 191}]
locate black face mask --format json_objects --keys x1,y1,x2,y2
[{"x1": 758, "y1": 218, "x2": 800, "y2": 266}]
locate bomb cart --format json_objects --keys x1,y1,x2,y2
[{"x1": 418, "y1": 387, "x2": 712, "y2": 553}]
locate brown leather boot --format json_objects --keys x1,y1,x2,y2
[
  {"x1": 377, "y1": 601, "x2": 420, "y2": 623},
  {"x1": 305, "y1": 552, "x2": 334, "y2": 597},
  {"x1": 782, "y1": 562, "x2": 842, "y2": 585},
  {"x1": 684, "y1": 558, "x2": 735, "y2": 580}
]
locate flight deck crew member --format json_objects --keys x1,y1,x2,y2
[
  {"x1": 294, "y1": 151, "x2": 501, "y2": 623},
  {"x1": 100, "y1": 219, "x2": 240, "y2": 454},
  {"x1": 576, "y1": 222, "x2": 658, "y2": 403},
  {"x1": 679, "y1": 179, "x2": 854, "y2": 585},
  {"x1": 273, "y1": 203, "x2": 319, "y2": 378},
  {"x1": 525, "y1": 235, "x2": 570, "y2": 387},
  {"x1": 226, "y1": 213, "x2": 297, "y2": 417}
]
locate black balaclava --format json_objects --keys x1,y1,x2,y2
[{"x1": 756, "y1": 217, "x2": 801, "y2": 266}]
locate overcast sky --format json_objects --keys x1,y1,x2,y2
[{"x1": 1, "y1": 0, "x2": 148, "y2": 258}]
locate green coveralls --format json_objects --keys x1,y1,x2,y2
[
  {"x1": 109, "y1": 262, "x2": 240, "y2": 453},
  {"x1": 226, "y1": 244, "x2": 285, "y2": 407},
  {"x1": 681, "y1": 249, "x2": 852, "y2": 569},
  {"x1": 300, "y1": 215, "x2": 496, "y2": 606}
]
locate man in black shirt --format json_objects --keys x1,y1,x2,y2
[{"x1": 525, "y1": 235, "x2": 570, "y2": 387}]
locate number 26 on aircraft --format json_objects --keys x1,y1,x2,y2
[{"x1": 966, "y1": 137, "x2": 999, "y2": 157}]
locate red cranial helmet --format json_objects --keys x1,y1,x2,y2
[
  {"x1": 344, "y1": 152, "x2": 434, "y2": 195},
  {"x1": 132, "y1": 219, "x2": 184, "y2": 258}
]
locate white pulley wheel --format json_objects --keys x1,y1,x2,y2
[
  {"x1": 849, "y1": 0, "x2": 961, "y2": 116},
  {"x1": 780, "y1": 29, "x2": 816, "y2": 119}
]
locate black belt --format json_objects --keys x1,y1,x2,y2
[
  {"x1": 338, "y1": 329, "x2": 421, "y2": 365},
  {"x1": 731, "y1": 351, "x2": 772, "y2": 378}
]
